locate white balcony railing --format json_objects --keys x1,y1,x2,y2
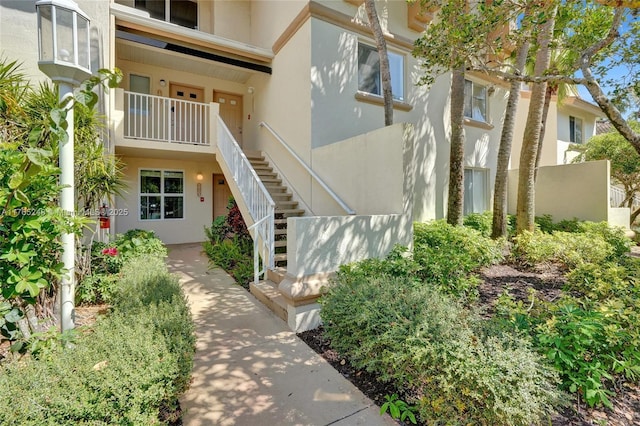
[
  {"x1": 124, "y1": 91, "x2": 210, "y2": 145},
  {"x1": 611, "y1": 186, "x2": 640, "y2": 209},
  {"x1": 217, "y1": 116, "x2": 275, "y2": 282}
]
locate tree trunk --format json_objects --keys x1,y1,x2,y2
[
  {"x1": 534, "y1": 84, "x2": 554, "y2": 180},
  {"x1": 491, "y1": 38, "x2": 530, "y2": 239},
  {"x1": 516, "y1": 5, "x2": 557, "y2": 234},
  {"x1": 631, "y1": 206, "x2": 640, "y2": 225},
  {"x1": 364, "y1": 0, "x2": 393, "y2": 126},
  {"x1": 448, "y1": 66, "x2": 466, "y2": 226}
]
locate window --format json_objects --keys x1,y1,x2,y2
[
  {"x1": 140, "y1": 170, "x2": 184, "y2": 220},
  {"x1": 463, "y1": 168, "x2": 489, "y2": 216},
  {"x1": 464, "y1": 79, "x2": 488, "y2": 123},
  {"x1": 569, "y1": 116, "x2": 583, "y2": 144},
  {"x1": 135, "y1": 0, "x2": 197, "y2": 29},
  {"x1": 357, "y1": 43, "x2": 404, "y2": 101}
]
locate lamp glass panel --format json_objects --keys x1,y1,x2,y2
[
  {"x1": 55, "y1": 7, "x2": 75, "y2": 64},
  {"x1": 38, "y1": 5, "x2": 54, "y2": 62},
  {"x1": 77, "y1": 14, "x2": 90, "y2": 70}
]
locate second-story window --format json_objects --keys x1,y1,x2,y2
[
  {"x1": 570, "y1": 116, "x2": 583, "y2": 144},
  {"x1": 464, "y1": 79, "x2": 488, "y2": 123},
  {"x1": 357, "y1": 43, "x2": 404, "y2": 101},
  {"x1": 135, "y1": 0, "x2": 198, "y2": 29}
]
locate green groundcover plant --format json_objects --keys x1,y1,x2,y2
[{"x1": 0, "y1": 255, "x2": 195, "y2": 425}]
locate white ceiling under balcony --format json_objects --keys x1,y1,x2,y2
[{"x1": 116, "y1": 39, "x2": 256, "y2": 83}]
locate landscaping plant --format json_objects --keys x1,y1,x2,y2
[{"x1": 203, "y1": 198, "x2": 254, "y2": 288}]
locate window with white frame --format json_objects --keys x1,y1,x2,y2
[
  {"x1": 134, "y1": 0, "x2": 197, "y2": 29},
  {"x1": 569, "y1": 116, "x2": 583, "y2": 144},
  {"x1": 463, "y1": 168, "x2": 489, "y2": 216},
  {"x1": 464, "y1": 79, "x2": 488, "y2": 123},
  {"x1": 140, "y1": 169, "x2": 184, "y2": 220},
  {"x1": 357, "y1": 43, "x2": 404, "y2": 101}
]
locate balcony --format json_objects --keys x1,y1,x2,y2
[{"x1": 113, "y1": 89, "x2": 217, "y2": 156}]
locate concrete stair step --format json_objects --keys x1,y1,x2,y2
[
  {"x1": 274, "y1": 228, "x2": 288, "y2": 236},
  {"x1": 267, "y1": 267, "x2": 287, "y2": 284},
  {"x1": 274, "y1": 253, "x2": 287, "y2": 263},
  {"x1": 271, "y1": 192, "x2": 292, "y2": 201},
  {"x1": 257, "y1": 171, "x2": 278, "y2": 178},
  {"x1": 274, "y1": 240, "x2": 287, "y2": 248},
  {"x1": 275, "y1": 208, "x2": 305, "y2": 216},
  {"x1": 274, "y1": 219, "x2": 288, "y2": 226},
  {"x1": 276, "y1": 201, "x2": 298, "y2": 209},
  {"x1": 249, "y1": 160, "x2": 269, "y2": 167},
  {"x1": 250, "y1": 280, "x2": 288, "y2": 323},
  {"x1": 252, "y1": 165, "x2": 273, "y2": 172},
  {"x1": 261, "y1": 177, "x2": 282, "y2": 184},
  {"x1": 265, "y1": 185, "x2": 287, "y2": 193}
]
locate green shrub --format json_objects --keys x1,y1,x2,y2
[
  {"x1": 413, "y1": 221, "x2": 503, "y2": 299},
  {"x1": 578, "y1": 221, "x2": 631, "y2": 258},
  {"x1": 0, "y1": 255, "x2": 195, "y2": 424},
  {"x1": 75, "y1": 273, "x2": 119, "y2": 305},
  {"x1": 512, "y1": 230, "x2": 613, "y2": 269},
  {"x1": 320, "y1": 274, "x2": 563, "y2": 425},
  {"x1": 464, "y1": 211, "x2": 516, "y2": 238}
]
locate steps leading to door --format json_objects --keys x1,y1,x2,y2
[
  {"x1": 246, "y1": 153, "x2": 305, "y2": 270},
  {"x1": 246, "y1": 153, "x2": 308, "y2": 324}
]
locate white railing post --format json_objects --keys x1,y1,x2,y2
[{"x1": 217, "y1": 116, "x2": 276, "y2": 279}]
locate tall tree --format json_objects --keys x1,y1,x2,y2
[
  {"x1": 492, "y1": 37, "x2": 531, "y2": 238},
  {"x1": 364, "y1": 0, "x2": 393, "y2": 126},
  {"x1": 516, "y1": 3, "x2": 558, "y2": 233},
  {"x1": 448, "y1": 65, "x2": 466, "y2": 225}
]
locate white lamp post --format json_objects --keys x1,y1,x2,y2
[{"x1": 36, "y1": 0, "x2": 92, "y2": 332}]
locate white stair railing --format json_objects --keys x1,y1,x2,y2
[
  {"x1": 611, "y1": 186, "x2": 640, "y2": 209},
  {"x1": 124, "y1": 91, "x2": 210, "y2": 145},
  {"x1": 217, "y1": 116, "x2": 275, "y2": 281},
  {"x1": 259, "y1": 121, "x2": 355, "y2": 215}
]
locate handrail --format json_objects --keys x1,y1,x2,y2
[
  {"x1": 259, "y1": 121, "x2": 356, "y2": 215},
  {"x1": 217, "y1": 116, "x2": 275, "y2": 274},
  {"x1": 248, "y1": 215, "x2": 271, "y2": 285}
]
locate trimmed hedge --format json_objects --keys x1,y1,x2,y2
[
  {"x1": 0, "y1": 255, "x2": 195, "y2": 425},
  {"x1": 320, "y1": 271, "x2": 563, "y2": 425}
]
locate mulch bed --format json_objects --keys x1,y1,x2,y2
[{"x1": 298, "y1": 262, "x2": 640, "y2": 426}]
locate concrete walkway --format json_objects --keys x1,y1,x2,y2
[{"x1": 167, "y1": 244, "x2": 396, "y2": 426}]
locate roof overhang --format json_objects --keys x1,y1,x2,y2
[{"x1": 111, "y1": 2, "x2": 272, "y2": 77}]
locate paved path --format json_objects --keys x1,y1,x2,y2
[{"x1": 167, "y1": 244, "x2": 396, "y2": 426}]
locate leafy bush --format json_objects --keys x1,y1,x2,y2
[
  {"x1": 77, "y1": 230, "x2": 167, "y2": 304},
  {"x1": 413, "y1": 220, "x2": 503, "y2": 299},
  {"x1": 512, "y1": 230, "x2": 614, "y2": 269},
  {"x1": 320, "y1": 273, "x2": 563, "y2": 425},
  {"x1": 0, "y1": 255, "x2": 195, "y2": 424},
  {"x1": 203, "y1": 199, "x2": 255, "y2": 288},
  {"x1": 464, "y1": 211, "x2": 515, "y2": 237}
]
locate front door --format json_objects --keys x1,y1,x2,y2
[
  {"x1": 214, "y1": 91, "x2": 243, "y2": 146},
  {"x1": 213, "y1": 174, "x2": 232, "y2": 219},
  {"x1": 170, "y1": 83, "x2": 205, "y2": 143}
]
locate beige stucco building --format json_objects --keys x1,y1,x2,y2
[{"x1": 0, "y1": 0, "x2": 621, "y2": 330}]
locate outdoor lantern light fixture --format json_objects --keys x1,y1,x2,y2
[
  {"x1": 36, "y1": 0, "x2": 92, "y2": 86},
  {"x1": 36, "y1": 0, "x2": 92, "y2": 332}
]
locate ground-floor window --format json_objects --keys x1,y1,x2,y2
[
  {"x1": 139, "y1": 169, "x2": 184, "y2": 220},
  {"x1": 464, "y1": 168, "x2": 489, "y2": 215}
]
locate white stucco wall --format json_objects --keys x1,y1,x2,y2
[
  {"x1": 114, "y1": 155, "x2": 222, "y2": 244},
  {"x1": 307, "y1": 18, "x2": 508, "y2": 221},
  {"x1": 286, "y1": 213, "x2": 412, "y2": 277},
  {"x1": 507, "y1": 160, "x2": 611, "y2": 223}
]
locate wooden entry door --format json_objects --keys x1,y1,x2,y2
[
  {"x1": 213, "y1": 174, "x2": 232, "y2": 219},
  {"x1": 214, "y1": 91, "x2": 243, "y2": 145},
  {"x1": 170, "y1": 83, "x2": 205, "y2": 143}
]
